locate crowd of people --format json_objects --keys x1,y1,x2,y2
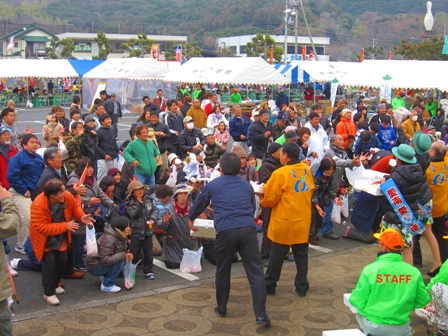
[{"x1": 0, "y1": 84, "x2": 447, "y2": 334}]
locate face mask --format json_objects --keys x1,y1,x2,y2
[
  {"x1": 389, "y1": 158, "x2": 397, "y2": 167},
  {"x1": 412, "y1": 116, "x2": 418, "y2": 122},
  {"x1": 187, "y1": 122, "x2": 194, "y2": 130}
]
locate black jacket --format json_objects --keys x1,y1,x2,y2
[
  {"x1": 441, "y1": 123, "x2": 448, "y2": 138},
  {"x1": 102, "y1": 96, "x2": 114, "y2": 116},
  {"x1": 148, "y1": 121, "x2": 171, "y2": 154},
  {"x1": 312, "y1": 171, "x2": 337, "y2": 207},
  {"x1": 251, "y1": 121, "x2": 272, "y2": 159},
  {"x1": 126, "y1": 194, "x2": 159, "y2": 237},
  {"x1": 431, "y1": 114, "x2": 445, "y2": 132},
  {"x1": 179, "y1": 128, "x2": 205, "y2": 158},
  {"x1": 204, "y1": 143, "x2": 226, "y2": 168},
  {"x1": 81, "y1": 125, "x2": 97, "y2": 161},
  {"x1": 36, "y1": 165, "x2": 76, "y2": 196},
  {"x1": 180, "y1": 104, "x2": 191, "y2": 118},
  {"x1": 319, "y1": 114, "x2": 332, "y2": 134},
  {"x1": 143, "y1": 102, "x2": 160, "y2": 114},
  {"x1": 96, "y1": 126, "x2": 119, "y2": 160},
  {"x1": 383, "y1": 163, "x2": 423, "y2": 224},
  {"x1": 416, "y1": 153, "x2": 432, "y2": 205},
  {"x1": 113, "y1": 179, "x2": 129, "y2": 204},
  {"x1": 258, "y1": 154, "x2": 282, "y2": 184}
]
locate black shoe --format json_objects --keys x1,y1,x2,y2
[
  {"x1": 295, "y1": 288, "x2": 306, "y2": 297},
  {"x1": 262, "y1": 259, "x2": 269, "y2": 267},
  {"x1": 428, "y1": 266, "x2": 441, "y2": 277},
  {"x1": 266, "y1": 288, "x2": 276, "y2": 296},
  {"x1": 323, "y1": 232, "x2": 339, "y2": 240},
  {"x1": 214, "y1": 307, "x2": 226, "y2": 317},
  {"x1": 256, "y1": 316, "x2": 271, "y2": 327},
  {"x1": 285, "y1": 254, "x2": 295, "y2": 262}
]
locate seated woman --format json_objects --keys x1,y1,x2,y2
[
  {"x1": 67, "y1": 157, "x2": 114, "y2": 270},
  {"x1": 86, "y1": 216, "x2": 132, "y2": 293},
  {"x1": 157, "y1": 184, "x2": 200, "y2": 269}
]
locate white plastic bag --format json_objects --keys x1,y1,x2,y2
[
  {"x1": 166, "y1": 165, "x2": 177, "y2": 188},
  {"x1": 331, "y1": 202, "x2": 341, "y2": 224},
  {"x1": 117, "y1": 154, "x2": 125, "y2": 170},
  {"x1": 180, "y1": 247, "x2": 203, "y2": 273},
  {"x1": 124, "y1": 259, "x2": 141, "y2": 289},
  {"x1": 345, "y1": 164, "x2": 365, "y2": 186},
  {"x1": 86, "y1": 225, "x2": 98, "y2": 256},
  {"x1": 341, "y1": 195, "x2": 349, "y2": 218},
  {"x1": 58, "y1": 140, "x2": 68, "y2": 157}
]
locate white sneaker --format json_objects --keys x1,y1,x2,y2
[
  {"x1": 55, "y1": 286, "x2": 65, "y2": 295},
  {"x1": 101, "y1": 284, "x2": 121, "y2": 293},
  {"x1": 8, "y1": 265, "x2": 18, "y2": 277},
  {"x1": 10, "y1": 258, "x2": 20, "y2": 270},
  {"x1": 44, "y1": 295, "x2": 60, "y2": 305}
]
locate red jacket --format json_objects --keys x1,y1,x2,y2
[
  {"x1": 30, "y1": 191, "x2": 85, "y2": 261},
  {"x1": 204, "y1": 102, "x2": 221, "y2": 116},
  {"x1": 153, "y1": 96, "x2": 166, "y2": 112},
  {"x1": 0, "y1": 145, "x2": 18, "y2": 189}
]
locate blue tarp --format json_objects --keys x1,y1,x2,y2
[{"x1": 68, "y1": 60, "x2": 105, "y2": 77}]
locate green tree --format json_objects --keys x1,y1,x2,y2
[
  {"x1": 246, "y1": 33, "x2": 283, "y2": 63},
  {"x1": 163, "y1": 42, "x2": 202, "y2": 61},
  {"x1": 394, "y1": 37, "x2": 448, "y2": 60},
  {"x1": 164, "y1": 43, "x2": 176, "y2": 61},
  {"x1": 364, "y1": 45, "x2": 385, "y2": 59},
  {"x1": 45, "y1": 37, "x2": 75, "y2": 59},
  {"x1": 217, "y1": 46, "x2": 236, "y2": 57},
  {"x1": 93, "y1": 31, "x2": 110, "y2": 60},
  {"x1": 121, "y1": 34, "x2": 153, "y2": 58}
]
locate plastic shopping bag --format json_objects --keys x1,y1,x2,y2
[
  {"x1": 166, "y1": 165, "x2": 177, "y2": 188},
  {"x1": 341, "y1": 195, "x2": 349, "y2": 218},
  {"x1": 180, "y1": 247, "x2": 203, "y2": 273},
  {"x1": 345, "y1": 164, "x2": 365, "y2": 186},
  {"x1": 86, "y1": 225, "x2": 98, "y2": 256},
  {"x1": 331, "y1": 202, "x2": 342, "y2": 224},
  {"x1": 117, "y1": 154, "x2": 125, "y2": 170},
  {"x1": 124, "y1": 259, "x2": 141, "y2": 289}
]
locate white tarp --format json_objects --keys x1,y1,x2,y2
[
  {"x1": 0, "y1": 59, "x2": 79, "y2": 78},
  {"x1": 290, "y1": 61, "x2": 361, "y2": 83},
  {"x1": 83, "y1": 58, "x2": 171, "y2": 81},
  {"x1": 162, "y1": 57, "x2": 290, "y2": 85},
  {"x1": 340, "y1": 60, "x2": 448, "y2": 90}
]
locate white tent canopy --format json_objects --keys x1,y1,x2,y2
[
  {"x1": 339, "y1": 60, "x2": 448, "y2": 90},
  {"x1": 162, "y1": 57, "x2": 290, "y2": 85},
  {"x1": 289, "y1": 61, "x2": 361, "y2": 83},
  {"x1": 0, "y1": 59, "x2": 79, "y2": 78},
  {"x1": 83, "y1": 58, "x2": 171, "y2": 81}
]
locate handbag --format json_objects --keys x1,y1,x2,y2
[
  {"x1": 86, "y1": 225, "x2": 98, "y2": 256},
  {"x1": 179, "y1": 247, "x2": 203, "y2": 273}
]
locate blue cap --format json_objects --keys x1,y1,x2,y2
[
  {"x1": 0, "y1": 127, "x2": 10, "y2": 135},
  {"x1": 277, "y1": 112, "x2": 287, "y2": 121}
]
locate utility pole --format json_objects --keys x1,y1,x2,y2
[
  {"x1": 372, "y1": 38, "x2": 377, "y2": 60},
  {"x1": 118, "y1": 23, "x2": 120, "y2": 34},
  {"x1": 444, "y1": 25, "x2": 447, "y2": 36},
  {"x1": 299, "y1": 0, "x2": 318, "y2": 61}
]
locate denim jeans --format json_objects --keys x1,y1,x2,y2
[
  {"x1": 134, "y1": 171, "x2": 155, "y2": 187},
  {"x1": 321, "y1": 199, "x2": 334, "y2": 235},
  {"x1": 72, "y1": 235, "x2": 86, "y2": 268},
  {"x1": 90, "y1": 261, "x2": 125, "y2": 287}
]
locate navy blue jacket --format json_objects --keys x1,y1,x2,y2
[
  {"x1": 354, "y1": 133, "x2": 382, "y2": 156},
  {"x1": 189, "y1": 175, "x2": 256, "y2": 233},
  {"x1": 229, "y1": 115, "x2": 250, "y2": 142},
  {"x1": 165, "y1": 112, "x2": 184, "y2": 145},
  {"x1": 96, "y1": 126, "x2": 119, "y2": 160},
  {"x1": 7, "y1": 149, "x2": 44, "y2": 199}
]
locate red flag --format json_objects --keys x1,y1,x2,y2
[
  {"x1": 74, "y1": 163, "x2": 89, "y2": 206},
  {"x1": 360, "y1": 49, "x2": 365, "y2": 62},
  {"x1": 301, "y1": 46, "x2": 306, "y2": 61}
]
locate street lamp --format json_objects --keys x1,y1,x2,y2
[
  {"x1": 283, "y1": 8, "x2": 292, "y2": 64},
  {"x1": 290, "y1": 9, "x2": 298, "y2": 61}
]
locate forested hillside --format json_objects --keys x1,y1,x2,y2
[{"x1": 1, "y1": 0, "x2": 448, "y2": 60}]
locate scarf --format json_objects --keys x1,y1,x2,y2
[
  {"x1": 84, "y1": 175, "x2": 95, "y2": 187},
  {"x1": 211, "y1": 113, "x2": 224, "y2": 125},
  {"x1": 330, "y1": 144, "x2": 345, "y2": 156},
  {"x1": 174, "y1": 200, "x2": 190, "y2": 218}
]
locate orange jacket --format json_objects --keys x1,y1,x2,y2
[
  {"x1": 30, "y1": 191, "x2": 85, "y2": 261},
  {"x1": 336, "y1": 118, "x2": 357, "y2": 149}
]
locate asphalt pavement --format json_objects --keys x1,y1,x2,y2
[{"x1": 9, "y1": 106, "x2": 372, "y2": 323}]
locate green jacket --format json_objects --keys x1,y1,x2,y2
[
  {"x1": 427, "y1": 259, "x2": 448, "y2": 291},
  {"x1": 123, "y1": 138, "x2": 160, "y2": 177},
  {"x1": 349, "y1": 253, "x2": 430, "y2": 325},
  {"x1": 391, "y1": 96, "x2": 406, "y2": 110},
  {"x1": 193, "y1": 89, "x2": 202, "y2": 99},
  {"x1": 64, "y1": 133, "x2": 83, "y2": 175},
  {"x1": 0, "y1": 196, "x2": 20, "y2": 301},
  {"x1": 275, "y1": 134, "x2": 286, "y2": 145},
  {"x1": 426, "y1": 101, "x2": 437, "y2": 117},
  {"x1": 230, "y1": 93, "x2": 242, "y2": 103}
]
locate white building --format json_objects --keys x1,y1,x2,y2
[
  {"x1": 56, "y1": 32, "x2": 188, "y2": 60},
  {"x1": 217, "y1": 34, "x2": 330, "y2": 62}
]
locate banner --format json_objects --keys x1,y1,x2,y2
[
  {"x1": 379, "y1": 74, "x2": 392, "y2": 104},
  {"x1": 330, "y1": 78, "x2": 338, "y2": 113},
  {"x1": 152, "y1": 44, "x2": 160, "y2": 60},
  {"x1": 388, "y1": 51, "x2": 392, "y2": 60},
  {"x1": 89, "y1": 81, "x2": 107, "y2": 112},
  {"x1": 360, "y1": 48, "x2": 364, "y2": 62},
  {"x1": 174, "y1": 45, "x2": 182, "y2": 62},
  {"x1": 309, "y1": 51, "x2": 314, "y2": 61},
  {"x1": 301, "y1": 46, "x2": 306, "y2": 61},
  {"x1": 380, "y1": 178, "x2": 425, "y2": 236}
]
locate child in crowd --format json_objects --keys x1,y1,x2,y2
[
  {"x1": 248, "y1": 154, "x2": 259, "y2": 171},
  {"x1": 214, "y1": 121, "x2": 230, "y2": 150},
  {"x1": 126, "y1": 181, "x2": 159, "y2": 280}
]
